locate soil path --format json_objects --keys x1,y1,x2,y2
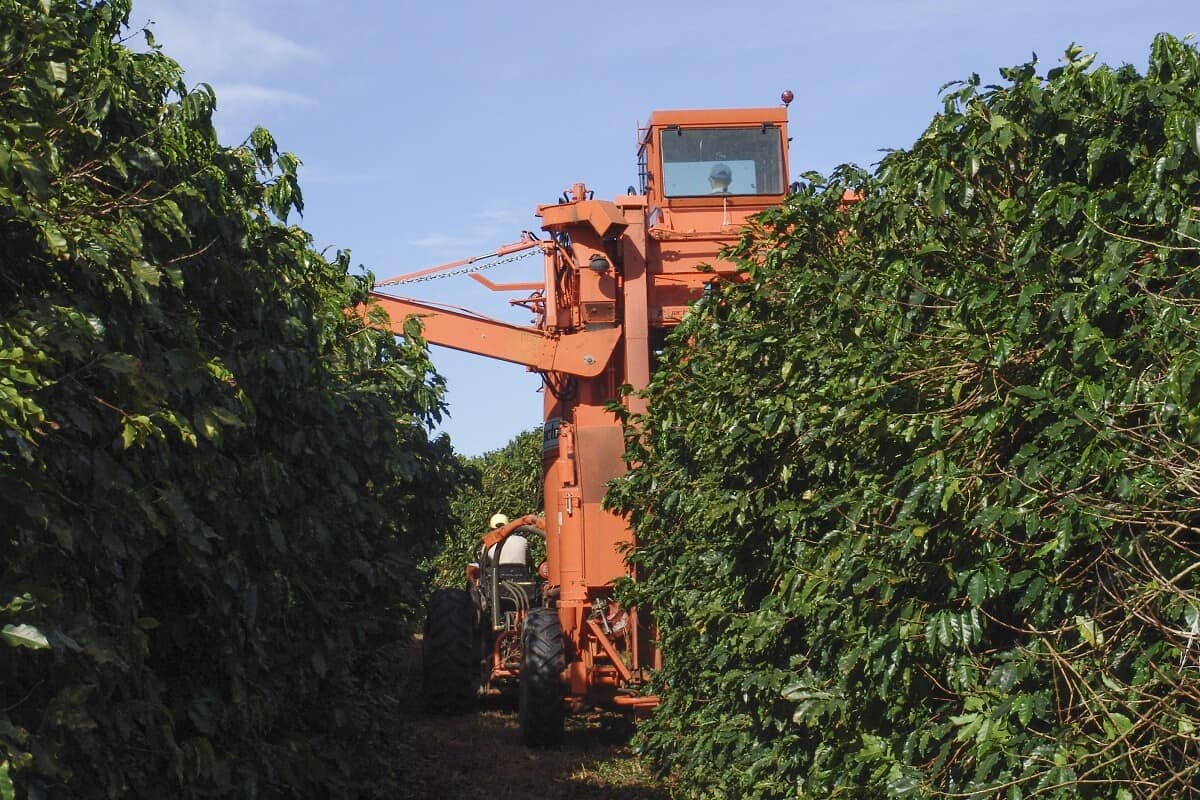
[{"x1": 397, "y1": 638, "x2": 673, "y2": 800}]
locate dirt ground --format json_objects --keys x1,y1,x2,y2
[{"x1": 396, "y1": 637, "x2": 674, "y2": 800}]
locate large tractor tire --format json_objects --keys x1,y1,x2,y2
[
  {"x1": 422, "y1": 588, "x2": 478, "y2": 714},
  {"x1": 518, "y1": 607, "x2": 565, "y2": 746}
]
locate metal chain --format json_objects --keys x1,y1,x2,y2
[{"x1": 374, "y1": 247, "x2": 542, "y2": 288}]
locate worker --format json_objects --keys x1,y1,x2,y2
[
  {"x1": 481, "y1": 513, "x2": 530, "y2": 582},
  {"x1": 709, "y1": 163, "x2": 732, "y2": 193}
]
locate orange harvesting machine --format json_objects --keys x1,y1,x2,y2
[{"x1": 366, "y1": 94, "x2": 797, "y2": 744}]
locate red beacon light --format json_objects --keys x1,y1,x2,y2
[{"x1": 780, "y1": 89, "x2": 794, "y2": 107}]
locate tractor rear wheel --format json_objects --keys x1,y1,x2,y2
[
  {"x1": 518, "y1": 607, "x2": 565, "y2": 746},
  {"x1": 423, "y1": 587, "x2": 478, "y2": 714}
]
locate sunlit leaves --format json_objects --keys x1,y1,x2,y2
[
  {"x1": 613, "y1": 34, "x2": 1200, "y2": 799},
  {"x1": 0, "y1": 624, "x2": 49, "y2": 650}
]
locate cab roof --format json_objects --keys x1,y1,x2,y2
[{"x1": 643, "y1": 106, "x2": 788, "y2": 133}]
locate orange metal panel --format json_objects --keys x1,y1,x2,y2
[
  {"x1": 538, "y1": 197, "x2": 628, "y2": 239},
  {"x1": 361, "y1": 293, "x2": 620, "y2": 378},
  {"x1": 548, "y1": 326, "x2": 621, "y2": 377},
  {"x1": 468, "y1": 273, "x2": 544, "y2": 291},
  {"x1": 620, "y1": 198, "x2": 651, "y2": 406},
  {"x1": 644, "y1": 106, "x2": 787, "y2": 128},
  {"x1": 585, "y1": 619, "x2": 633, "y2": 683},
  {"x1": 612, "y1": 695, "x2": 659, "y2": 708}
]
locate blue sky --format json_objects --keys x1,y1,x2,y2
[{"x1": 130, "y1": 0, "x2": 1196, "y2": 456}]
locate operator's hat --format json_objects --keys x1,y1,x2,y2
[
  {"x1": 710, "y1": 163, "x2": 732, "y2": 181},
  {"x1": 489, "y1": 513, "x2": 509, "y2": 530}
]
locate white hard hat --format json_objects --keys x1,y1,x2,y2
[{"x1": 489, "y1": 513, "x2": 509, "y2": 530}]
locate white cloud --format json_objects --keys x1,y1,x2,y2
[
  {"x1": 411, "y1": 232, "x2": 489, "y2": 251},
  {"x1": 133, "y1": 1, "x2": 315, "y2": 80},
  {"x1": 476, "y1": 208, "x2": 527, "y2": 225},
  {"x1": 212, "y1": 83, "x2": 314, "y2": 113},
  {"x1": 296, "y1": 168, "x2": 391, "y2": 187},
  {"x1": 408, "y1": 206, "x2": 533, "y2": 257}
]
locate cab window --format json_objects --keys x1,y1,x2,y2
[{"x1": 660, "y1": 126, "x2": 784, "y2": 197}]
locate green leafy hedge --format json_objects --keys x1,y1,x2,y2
[
  {"x1": 611, "y1": 36, "x2": 1200, "y2": 799},
  {"x1": 1, "y1": 2, "x2": 465, "y2": 796}
]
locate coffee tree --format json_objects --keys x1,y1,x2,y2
[
  {"x1": 0, "y1": 2, "x2": 465, "y2": 796},
  {"x1": 612, "y1": 35, "x2": 1200, "y2": 799}
]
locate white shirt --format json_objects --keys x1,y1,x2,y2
[{"x1": 484, "y1": 534, "x2": 529, "y2": 566}]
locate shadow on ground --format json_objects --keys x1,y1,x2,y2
[{"x1": 396, "y1": 637, "x2": 674, "y2": 800}]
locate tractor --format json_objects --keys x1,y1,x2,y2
[{"x1": 366, "y1": 94, "x2": 797, "y2": 744}]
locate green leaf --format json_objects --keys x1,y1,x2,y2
[
  {"x1": 11, "y1": 151, "x2": 50, "y2": 199},
  {"x1": 0, "y1": 761, "x2": 13, "y2": 800},
  {"x1": 886, "y1": 766, "x2": 923, "y2": 797},
  {"x1": 1011, "y1": 385, "x2": 1046, "y2": 400},
  {"x1": 208, "y1": 407, "x2": 244, "y2": 427},
  {"x1": 1104, "y1": 712, "x2": 1133, "y2": 740},
  {"x1": 130, "y1": 259, "x2": 161, "y2": 286},
  {"x1": 1, "y1": 624, "x2": 50, "y2": 650},
  {"x1": 967, "y1": 571, "x2": 988, "y2": 606},
  {"x1": 1, "y1": 595, "x2": 35, "y2": 615},
  {"x1": 1012, "y1": 695, "x2": 1036, "y2": 727},
  {"x1": 38, "y1": 222, "x2": 68, "y2": 257},
  {"x1": 1075, "y1": 615, "x2": 1104, "y2": 648},
  {"x1": 195, "y1": 410, "x2": 221, "y2": 440},
  {"x1": 121, "y1": 421, "x2": 137, "y2": 449}
]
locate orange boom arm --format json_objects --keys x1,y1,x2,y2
[{"x1": 359, "y1": 293, "x2": 620, "y2": 379}]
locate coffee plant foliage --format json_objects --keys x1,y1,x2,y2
[
  {"x1": 0, "y1": 1, "x2": 467, "y2": 796},
  {"x1": 610, "y1": 36, "x2": 1200, "y2": 799}
]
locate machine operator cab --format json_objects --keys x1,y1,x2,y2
[
  {"x1": 634, "y1": 96, "x2": 792, "y2": 326},
  {"x1": 637, "y1": 99, "x2": 790, "y2": 229}
]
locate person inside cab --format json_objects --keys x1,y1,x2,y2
[{"x1": 708, "y1": 163, "x2": 732, "y2": 194}]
